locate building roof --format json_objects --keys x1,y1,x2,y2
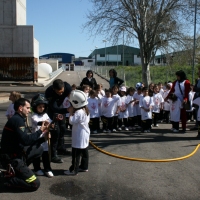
[{"x1": 89, "y1": 45, "x2": 140, "y2": 57}]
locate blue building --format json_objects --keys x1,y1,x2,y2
[{"x1": 40, "y1": 53, "x2": 75, "y2": 64}]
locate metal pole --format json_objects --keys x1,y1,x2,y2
[
  {"x1": 123, "y1": 29, "x2": 124, "y2": 67},
  {"x1": 117, "y1": 44, "x2": 118, "y2": 66},
  {"x1": 192, "y1": 0, "x2": 197, "y2": 85},
  {"x1": 105, "y1": 42, "x2": 106, "y2": 66}
]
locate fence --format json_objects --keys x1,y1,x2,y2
[{"x1": 90, "y1": 65, "x2": 195, "y2": 87}]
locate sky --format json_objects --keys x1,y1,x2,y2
[{"x1": 26, "y1": 0, "x2": 124, "y2": 58}]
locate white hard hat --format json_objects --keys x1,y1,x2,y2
[
  {"x1": 120, "y1": 86, "x2": 127, "y2": 92},
  {"x1": 69, "y1": 90, "x2": 88, "y2": 108},
  {"x1": 136, "y1": 82, "x2": 142, "y2": 89}
]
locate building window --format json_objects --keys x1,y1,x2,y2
[
  {"x1": 100, "y1": 54, "x2": 105, "y2": 57},
  {"x1": 88, "y1": 60, "x2": 93, "y2": 62}
]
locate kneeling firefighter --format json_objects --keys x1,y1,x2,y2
[{"x1": 0, "y1": 98, "x2": 50, "y2": 191}]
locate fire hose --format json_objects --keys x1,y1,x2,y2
[{"x1": 89, "y1": 141, "x2": 200, "y2": 162}]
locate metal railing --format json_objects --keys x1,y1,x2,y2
[
  {"x1": 49, "y1": 66, "x2": 65, "y2": 79},
  {"x1": 91, "y1": 65, "x2": 127, "y2": 86}
]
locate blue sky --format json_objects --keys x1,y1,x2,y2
[{"x1": 26, "y1": 0, "x2": 123, "y2": 57}]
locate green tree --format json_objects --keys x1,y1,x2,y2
[{"x1": 84, "y1": 0, "x2": 200, "y2": 85}]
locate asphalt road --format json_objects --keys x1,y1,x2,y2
[{"x1": 0, "y1": 71, "x2": 200, "y2": 200}]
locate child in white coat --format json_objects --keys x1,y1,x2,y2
[
  {"x1": 101, "y1": 89, "x2": 120, "y2": 133},
  {"x1": 118, "y1": 86, "x2": 129, "y2": 131},
  {"x1": 139, "y1": 87, "x2": 154, "y2": 132},
  {"x1": 126, "y1": 87, "x2": 136, "y2": 130},
  {"x1": 163, "y1": 83, "x2": 172, "y2": 123},
  {"x1": 87, "y1": 90, "x2": 100, "y2": 134},
  {"x1": 64, "y1": 90, "x2": 90, "y2": 176},
  {"x1": 152, "y1": 84, "x2": 164, "y2": 127}
]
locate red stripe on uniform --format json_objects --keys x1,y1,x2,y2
[{"x1": 4, "y1": 127, "x2": 14, "y2": 132}]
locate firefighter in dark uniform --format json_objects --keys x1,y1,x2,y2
[
  {"x1": 45, "y1": 79, "x2": 72, "y2": 163},
  {"x1": 0, "y1": 98, "x2": 50, "y2": 191}
]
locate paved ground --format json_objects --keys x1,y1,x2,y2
[{"x1": 0, "y1": 71, "x2": 200, "y2": 200}]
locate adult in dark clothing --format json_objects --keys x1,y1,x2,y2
[
  {"x1": 80, "y1": 70, "x2": 97, "y2": 89},
  {"x1": 191, "y1": 68, "x2": 200, "y2": 130},
  {"x1": 0, "y1": 98, "x2": 50, "y2": 191},
  {"x1": 109, "y1": 69, "x2": 124, "y2": 89},
  {"x1": 45, "y1": 79, "x2": 72, "y2": 163}
]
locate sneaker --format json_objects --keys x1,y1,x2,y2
[
  {"x1": 93, "y1": 130, "x2": 97, "y2": 134},
  {"x1": 103, "y1": 129, "x2": 107, "y2": 133},
  {"x1": 187, "y1": 120, "x2": 191, "y2": 122},
  {"x1": 147, "y1": 129, "x2": 151, "y2": 132},
  {"x1": 113, "y1": 129, "x2": 117, "y2": 132},
  {"x1": 107, "y1": 129, "x2": 111, "y2": 133},
  {"x1": 79, "y1": 168, "x2": 88, "y2": 172},
  {"x1": 51, "y1": 156, "x2": 63, "y2": 163},
  {"x1": 154, "y1": 124, "x2": 159, "y2": 127},
  {"x1": 118, "y1": 127, "x2": 122, "y2": 131},
  {"x1": 173, "y1": 129, "x2": 179, "y2": 133},
  {"x1": 125, "y1": 127, "x2": 129, "y2": 131},
  {"x1": 170, "y1": 128, "x2": 174, "y2": 131},
  {"x1": 45, "y1": 171, "x2": 54, "y2": 178},
  {"x1": 144, "y1": 130, "x2": 148, "y2": 133},
  {"x1": 35, "y1": 170, "x2": 44, "y2": 176},
  {"x1": 64, "y1": 170, "x2": 78, "y2": 176}
]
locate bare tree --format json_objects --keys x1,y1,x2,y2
[{"x1": 83, "y1": 0, "x2": 200, "y2": 85}]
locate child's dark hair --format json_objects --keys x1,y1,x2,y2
[
  {"x1": 112, "y1": 84, "x2": 119, "y2": 90},
  {"x1": 71, "y1": 84, "x2": 77, "y2": 89},
  {"x1": 127, "y1": 87, "x2": 135, "y2": 94},
  {"x1": 95, "y1": 84, "x2": 103, "y2": 90},
  {"x1": 153, "y1": 84, "x2": 158, "y2": 90},
  {"x1": 168, "y1": 93, "x2": 178, "y2": 102},
  {"x1": 82, "y1": 85, "x2": 90, "y2": 91},
  {"x1": 142, "y1": 87, "x2": 148, "y2": 92},
  {"x1": 105, "y1": 88, "x2": 112, "y2": 94},
  {"x1": 89, "y1": 90, "x2": 96, "y2": 96}
]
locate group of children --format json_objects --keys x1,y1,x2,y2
[
  {"x1": 4, "y1": 79, "x2": 199, "y2": 177},
  {"x1": 70, "y1": 81, "x2": 197, "y2": 134}
]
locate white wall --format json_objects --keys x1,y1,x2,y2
[
  {"x1": 34, "y1": 38, "x2": 39, "y2": 59},
  {"x1": 82, "y1": 59, "x2": 95, "y2": 68},
  {"x1": 16, "y1": 0, "x2": 26, "y2": 25},
  {"x1": 97, "y1": 54, "x2": 121, "y2": 61},
  {"x1": 134, "y1": 55, "x2": 142, "y2": 65},
  {"x1": 0, "y1": 26, "x2": 34, "y2": 57}
]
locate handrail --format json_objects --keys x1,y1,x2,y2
[{"x1": 49, "y1": 67, "x2": 64, "y2": 79}]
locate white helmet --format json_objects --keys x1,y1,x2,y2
[{"x1": 69, "y1": 90, "x2": 88, "y2": 108}]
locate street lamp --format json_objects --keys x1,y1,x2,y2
[
  {"x1": 117, "y1": 42, "x2": 118, "y2": 66},
  {"x1": 90, "y1": 49, "x2": 93, "y2": 58},
  {"x1": 192, "y1": 0, "x2": 197, "y2": 85},
  {"x1": 103, "y1": 40, "x2": 107, "y2": 66},
  {"x1": 120, "y1": 27, "x2": 125, "y2": 67},
  {"x1": 95, "y1": 46, "x2": 98, "y2": 66}
]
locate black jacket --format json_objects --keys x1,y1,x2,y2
[
  {"x1": 1, "y1": 113, "x2": 44, "y2": 156},
  {"x1": 80, "y1": 77, "x2": 97, "y2": 89},
  {"x1": 45, "y1": 82, "x2": 72, "y2": 119}
]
